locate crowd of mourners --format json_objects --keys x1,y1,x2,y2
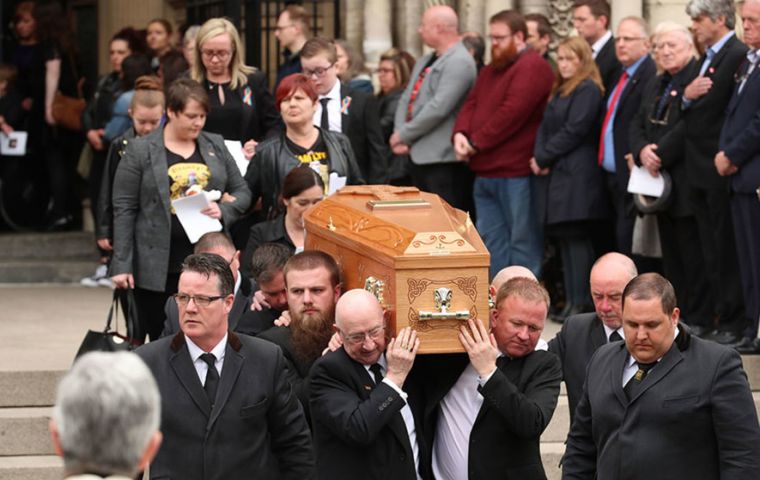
[{"x1": 8, "y1": 0, "x2": 760, "y2": 478}]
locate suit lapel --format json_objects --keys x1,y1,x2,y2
[
  {"x1": 609, "y1": 344, "x2": 629, "y2": 407},
  {"x1": 591, "y1": 317, "x2": 607, "y2": 350},
  {"x1": 207, "y1": 341, "x2": 244, "y2": 431},
  {"x1": 628, "y1": 342, "x2": 683, "y2": 404},
  {"x1": 197, "y1": 134, "x2": 224, "y2": 191},
  {"x1": 169, "y1": 342, "x2": 212, "y2": 417}
]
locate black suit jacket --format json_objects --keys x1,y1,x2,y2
[
  {"x1": 609, "y1": 55, "x2": 657, "y2": 191},
  {"x1": 720, "y1": 54, "x2": 760, "y2": 194},
  {"x1": 547, "y1": 312, "x2": 609, "y2": 422},
  {"x1": 420, "y1": 351, "x2": 562, "y2": 480},
  {"x1": 339, "y1": 84, "x2": 390, "y2": 184},
  {"x1": 309, "y1": 348, "x2": 422, "y2": 480},
  {"x1": 680, "y1": 34, "x2": 748, "y2": 189},
  {"x1": 595, "y1": 37, "x2": 622, "y2": 100},
  {"x1": 629, "y1": 59, "x2": 697, "y2": 217},
  {"x1": 240, "y1": 215, "x2": 295, "y2": 279},
  {"x1": 135, "y1": 331, "x2": 315, "y2": 480},
  {"x1": 563, "y1": 326, "x2": 760, "y2": 479},
  {"x1": 160, "y1": 275, "x2": 253, "y2": 338}
]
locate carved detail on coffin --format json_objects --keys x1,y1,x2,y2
[{"x1": 407, "y1": 276, "x2": 479, "y2": 303}]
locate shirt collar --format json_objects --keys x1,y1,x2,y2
[
  {"x1": 320, "y1": 80, "x2": 342, "y2": 101},
  {"x1": 625, "y1": 327, "x2": 680, "y2": 367},
  {"x1": 233, "y1": 270, "x2": 241, "y2": 296},
  {"x1": 185, "y1": 332, "x2": 228, "y2": 362},
  {"x1": 603, "y1": 324, "x2": 623, "y2": 341},
  {"x1": 592, "y1": 31, "x2": 613, "y2": 58},
  {"x1": 624, "y1": 54, "x2": 648, "y2": 77},
  {"x1": 747, "y1": 49, "x2": 760, "y2": 64},
  {"x1": 363, "y1": 353, "x2": 387, "y2": 370},
  {"x1": 708, "y1": 30, "x2": 735, "y2": 56}
]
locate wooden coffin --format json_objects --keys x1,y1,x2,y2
[{"x1": 304, "y1": 185, "x2": 490, "y2": 354}]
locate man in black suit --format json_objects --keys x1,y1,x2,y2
[
  {"x1": 573, "y1": 0, "x2": 620, "y2": 97},
  {"x1": 425, "y1": 277, "x2": 561, "y2": 480},
  {"x1": 678, "y1": 0, "x2": 748, "y2": 344},
  {"x1": 258, "y1": 250, "x2": 341, "y2": 416},
  {"x1": 300, "y1": 37, "x2": 389, "y2": 184},
  {"x1": 563, "y1": 273, "x2": 760, "y2": 479},
  {"x1": 599, "y1": 16, "x2": 656, "y2": 257},
  {"x1": 310, "y1": 289, "x2": 424, "y2": 480},
  {"x1": 136, "y1": 253, "x2": 314, "y2": 479},
  {"x1": 274, "y1": 4, "x2": 310, "y2": 91},
  {"x1": 237, "y1": 243, "x2": 292, "y2": 336},
  {"x1": 161, "y1": 232, "x2": 252, "y2": 338},
  {"x1": 715, "y1": 0, "x2": 760, "y2": 353},
  {"x1": 548, "y1": 253, "x2": 637, "y2": 422}
]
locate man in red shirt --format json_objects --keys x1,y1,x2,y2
[{"x1": 453, "y1": 10, "x2": 554, "y2": 278}]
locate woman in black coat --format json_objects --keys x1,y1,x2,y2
[
  {"x1": 530, "y1": 36, "x2": 608, "y2": 316},
  {"x1": 629, "y1": 22, "x2": 710, "y2": 331}
]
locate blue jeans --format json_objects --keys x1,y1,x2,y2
[{"x1": 473, "y1": 176, "x2": 543, "y2": 278}]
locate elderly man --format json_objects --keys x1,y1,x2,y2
[
  {"x1": 391, "y1": 5, "x2": 477, "y2": 210},
  {"x1": 548, "y1": 253, "x2": 637, "y2": 421},
  {"x1": 161, "y1": 232, "x2": 252, "y2": 338},
  {"x1": 136, "y1": 253, "x2": 314, "y2": 479},
  {"x1": 573, "y1": 0, "x2": 621, "y2": 96},
  {"x1": 300, "y1": 37, "x2": 388, "y2": 184},
  {"x1": 257, "y1": 250, "x2": 341, "y2": 416},
  {"x1": 274, "y1": 4, "x2": 311, "y2": 90},
  {"x1": 453, "y1": 10, "x2": 554, "y2": 277},
  {"x1": 599, "y1": 17, "x2": 656, "y2": 258},
  {"x1": 50, "y1": 352, "x2": 162, "y2": 480},
  {"x1": 679, "y1": 0, "x2": 748, "y2": 345},
  {"x1": 310, "y1": 289, "x2": 424, "y2": 480},
  {"x1": 563, "y1": 273, "x2": 760, "y2": 479},
  {"x1": 423, "y1": 277, "x2": 562, "y2": 479},
  {"x1": 715, "y1": 0, "x2": 760, "y2": 353}
]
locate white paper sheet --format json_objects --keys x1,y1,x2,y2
[
  {"x1": 224, "y1": 140, "x2": 248, "y2": 176},
  {"x1": 627, "y1": 165, "x2": 665, "y2": 197},
  {"x1": 0, "y1": 131, "x2": 28, "y2": 156},
  {"x1": 328, "y1": 172, "x2": 347, "y2": 195},
  {"x1": 171, "y1": 191, "x2": 222, "y2": 243}
]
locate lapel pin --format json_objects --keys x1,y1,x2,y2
[
  {"x1": 208, "y1": 150, "x2": 215, "y2": 156},
  {"x1": 364, "y1": 384, "x2": 372, "y2": 391},
  {"x1": 670, "y1": 90, "x2": 678, "y2": 96},
  {"x1": 709, "y1": 67, "x2": 715, "y2": 74}
]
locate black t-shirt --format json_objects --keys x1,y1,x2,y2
[
  {"x1": 284, "y1": 132, "x2": 330, "y2": 193},
  {"x1": 204, "y1": 81, "x2": 245, "y2": 141},
  {"x1": 166, "y1": 145, "x2": 209, "y2": 272}
]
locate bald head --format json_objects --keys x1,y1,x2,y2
[
  {"x1": 491, "y1": 265, "x2": 537, "y2": 292},
  {"x1": 425, "y1": 5, "x2": 459, "y2": 30},
  {"x1": 420, "y1": 5, "x2": 460, "y2": 51},
  {"x1": 335, "y1": 289, "x2": 384, "y2": 329},
  {"x1": 335, "y1": 289, "x2": 386, "y2": 365},
  {"x1": 590, "y1": 253, "x2": 638, "y2": 329}
]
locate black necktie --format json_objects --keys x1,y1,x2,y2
[
  {"x1": 609, "y1": 330, "x2": 623, "y2": 343},
  {"x1": 200, "y1": 353, "x2": 219, "y2": 406},
  {"x1": 624, "y1": 361, "x2": 656, "y2": 400},
  {"x1": 319, "y1": 98, "x2": 330, "y2": 130},
  {"x1": 369, "y1": 363, "x2": 384, "y2": 385}
]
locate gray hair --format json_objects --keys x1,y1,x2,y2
[
  {"x1": 53, "y1": 352, "x2": 160, "y2": 476},
  {"x1": 618, "y1": 15, "x2": 651, "y2": 38},
  {"x1": 685, "y1": 0, "x2": 736, "y2": 29},
  {"x1": 653, "y1": 21, "x2": 697, "y2": 56}
]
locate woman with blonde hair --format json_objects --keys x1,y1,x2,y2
[
  {"x1": 191, "y1": 17, "x2": 279, "y2": 160},
  {"x1": 530, "y1": 35, "x2": 608, "y2": 320}
]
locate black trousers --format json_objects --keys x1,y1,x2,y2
[
  {"x1": 603, "y1": 171, "x2": 635, "y2": 256},
  {"x1": 408, "y1": 160, "x2": 475, "y2": 215},
  {"x1": 689, "y1": 185, "x2": 745, "y2": 332},
  {"x1": 731, "y1": 192, "x2": 760, "y2": 338},
  {"x1": 133, "y1": 272, "x2": 180, "y2": 343},
  {"x1": 657, "y1": 213, "x2": 712, "y2": 327},
  {"x1": 548, "y1": 222, "x2": 594, "y2": 306}
]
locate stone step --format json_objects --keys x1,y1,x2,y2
[
  {"x1": 541, "y1": 442, "x2": 565, "y2": 480},
  {"x1": 0, "y1": 371, "x2": 63, "y2": 408},
  {"x1": 0, "y1": 232, "x2": 96, "y2": 261},
  {"x1": 0, "y1": 260, "x2": 100, "y2": 283},
  {"x1": 0, "y1": 456, "x2": 62, "y2": 480},
  {"x1": 0, "y1": 408, "x2": 54, "y2": 456}
]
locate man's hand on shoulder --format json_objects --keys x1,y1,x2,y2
[
  {"x1": 385, "y1": 327, "x2": 419, "y2": 388},
  {"x1": 459, "y1": 318, "x2": 499, "y2": 378}
]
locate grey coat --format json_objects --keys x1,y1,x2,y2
[
  {"x1": 394, "y1": 41, "x2": 476, "y2": 165},
  {"x1": 111, "y1": 128, "x2": 251, "y2": 291}
]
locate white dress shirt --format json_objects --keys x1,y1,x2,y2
[
  {"x1": 364, "y1": 355, "x2": 422, "y2": 480},
  {"x1": 603, "y1": 324, "x2": 624, "y2": 343},
  {"x1": 591, "y1": 31, "x2": 613, "y2": 59},
  {"x1": 185, "y1": 333, "x2": 227, "y2": 385},
  {"x1": 313, "y1": 81, "x2": 342, "y2": 133},
  {"x1": 622, "y1": 327, "x2": 679, "y2": 386}
]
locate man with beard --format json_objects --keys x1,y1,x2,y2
[
  {"x1": 453, "y1": 10, "x2": 554, "y2": 278},
  {"x1": 258, "y1": 250, "x2": 341, "y2": 419}
]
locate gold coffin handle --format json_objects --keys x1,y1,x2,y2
[{"x1": 418, "y1": 287, "x2": 470, "y2": 320}]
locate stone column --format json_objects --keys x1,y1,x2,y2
[
  {"x1": 547, "y1": 0, "x2": 575, "y2": 43},
  {"x1": 520, "y1": 0, "x2": 550, "y2": 15},
  {"x1": 644, "y1": 0, "x2": 691, "y2": 29},
  {"x1": 344, "y1": 0, "x2": 364, "y2": 52},
  {"x1": 396, "y1": 0, "x2": 424, "y2": 57},
  {"x1": 610, "y1": 0, "x2": 642, "y2": 29},
  {"x1": 363, "y1": 0, "x2": 393, "y2": 64}
]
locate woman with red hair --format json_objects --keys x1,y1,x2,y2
[{"x1": 244, "y1": 73, "x2": 363, "y2": 219}]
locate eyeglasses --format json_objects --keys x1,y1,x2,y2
[
  {"x1": 303, "y1": 64, "x2": 334, "y2": 78},
  {"x1": 341, "y1": 325, "x2": 385, "y2": 345},
  {"x1": 375, "y1": 67, "x2": 396, "y2": 75},
  {"x1": 174, "y1": 293, "x2": 225, "y2": 307},
  {"x1": 201, "y1": 49, "x2": 232, "y2": 60},
  {"x1": 615, "y1": 36, "x2": 647, "y2": 44}
]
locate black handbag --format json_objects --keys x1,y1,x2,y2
[{"x1": 74, "y1": 289, "x2": 142, "y2": 361}]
